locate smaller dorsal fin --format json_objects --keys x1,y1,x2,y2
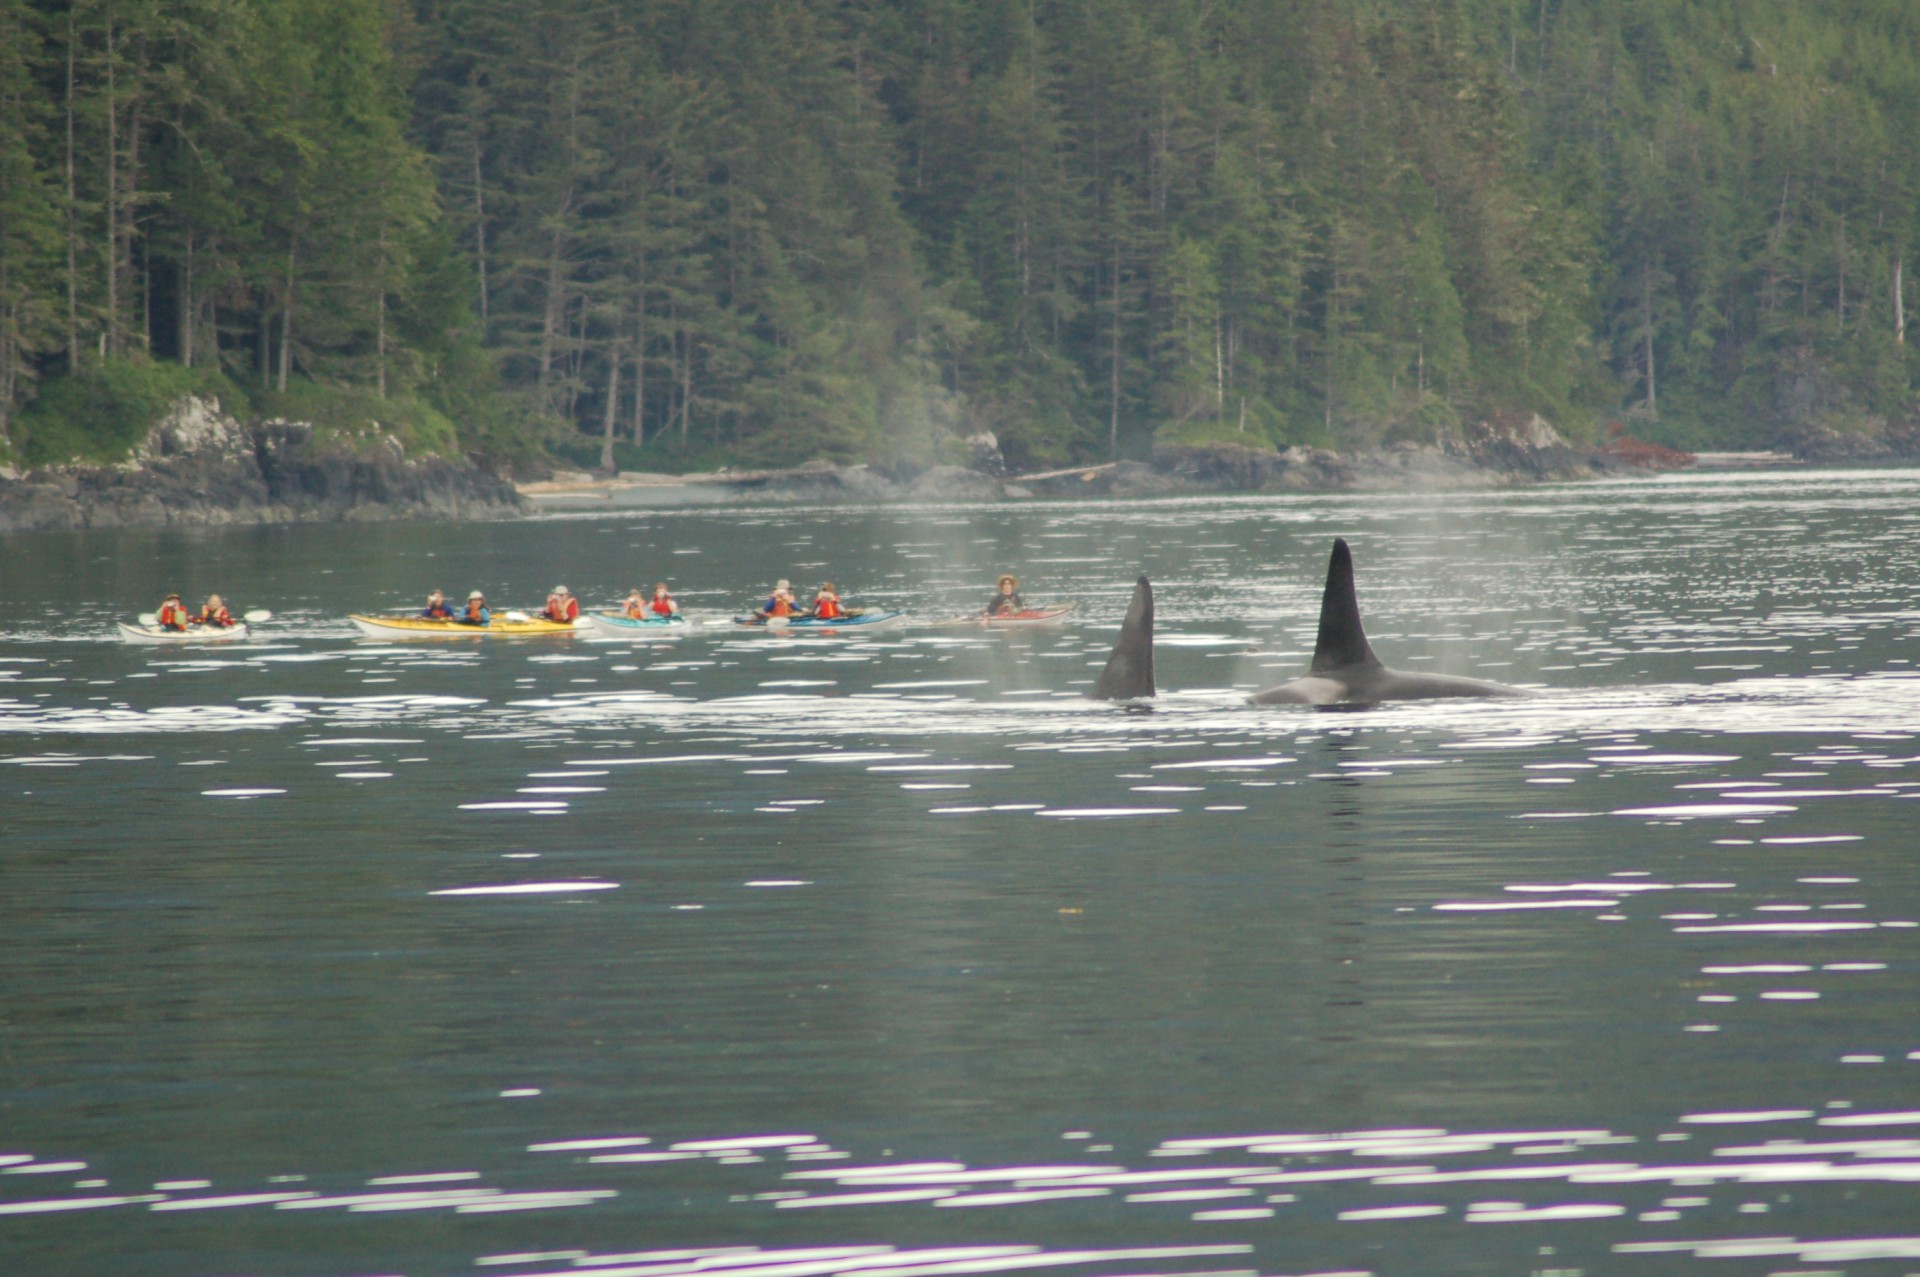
[
  {"x1": 1309, "y1": 539, "x2": 1380, "y2": 673},
  {"x1": 1092, "y1": 575, "x2": 1155, "y2": 700}
]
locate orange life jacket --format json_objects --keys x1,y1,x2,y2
[
  {"x1": 465, "y1": 598, "x2": 485, "y2": 621},
  {"x1": 158, "y1": 602, "x2": 186, "y2": 630},
  {"x1": 814, "y1": 597, "x2": 843, "y2": 619},
  {"x1": 625, "y1": 600, "x2": 647, "y2": 619},
  {"x1": 546, "y1": 596, "x2": 578, "y2": 622},
  {"x1": 650, "y1": 596, "x2": 674, "y2": 615},
  {"x1": 197, "y1": 605, "x2": 232, "y2": 627},
  {"x1": 769, "y1": 598, "x2": 795, "y2": 617}
]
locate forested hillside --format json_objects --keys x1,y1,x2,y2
[{"x1": 3, "y1": 0, "x2": 1917, "y2": 471}]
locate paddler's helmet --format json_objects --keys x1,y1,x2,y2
[
  {"x1": 553, "y1": 584, "x2": 569, "y2": 596},
  {"x1": 776, "y1": 578, "x2": 791, "y2": 590},
  {"x1": 468, "y1": 590, "x2": 484, "y2": 600},
  {"x1": 998, "y1": 574, "x2": 1018, "y2": 589},
  {"x1": 165, "y1": 592, "x2": 181, "y2": 601}
]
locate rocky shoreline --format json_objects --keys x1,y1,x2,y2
[
  {"x1": 522, "y1": 415, "x2": 1684, "y2": 510},
  {"x1": 9, "y1": 401, "x2": 1908, "y2": 531},
  {"x1": 0, "y1": 396, "x2": 520, "y2": 533}
]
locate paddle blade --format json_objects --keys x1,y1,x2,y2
[
  {"x1": 137, "y1": 612, "x2": 159, "y2": 626},
  {"x1": 243, "y1": 609, "x2": 272, "y2": 623},
  {"x1": 504, "y1": 609, "x2": 531, "y2": 622}
]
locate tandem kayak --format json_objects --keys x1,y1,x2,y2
[
  {"x1": 348, "y1": 614, "x2": 578, "y2": 638},
  {"x1": 117, "y1": 621, "x2": 251, "y2": 644},
  {"x1": 933, "y1": 604, "x2": 1075, "y2": 628},
  {"x1": 583, "y1": 612, "x2": 693, "y2": 638},
  {"x1": 731, "y1": 610, "x2": 908, "y2": 632}
]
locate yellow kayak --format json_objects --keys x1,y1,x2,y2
[{"x1": 348, "y1": 613, "x2": 578, "y2": 638}]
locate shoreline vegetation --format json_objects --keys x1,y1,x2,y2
[
  {"x1": 4, "y1": 3, "x2": 1920, "y2": 493},
  {"x1": 2, "y1": 389, "x2": 1891, "y2": 532}
]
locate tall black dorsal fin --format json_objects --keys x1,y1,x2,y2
[
  {"x1": 1309, "y1": 538, "x2": 1380, "y2": 674},
  {"x1": 1092, "y1": 575, "x2": 1155, "y2": 700}
]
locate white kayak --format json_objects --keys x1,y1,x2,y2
[{"x1": 117, "y1": 621, "x2": 251, "y2": 645}]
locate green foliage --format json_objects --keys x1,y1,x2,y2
[
  {"x1": 15, "y1": 359, "x2": 246, "y2": 465},
  {"x1": 1154, "y1": 415, "x2": 1283, "y2": 451},
  {"x1": 6, "y1": 0, "x2": 1920, "y2": 467},
  {"x1": 255, "y1": 382, "x2": 457, "y2": 457}
]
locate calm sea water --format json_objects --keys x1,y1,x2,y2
[{"x1": 2, "y1": 469, "x2": 1918, "y2": 1277}]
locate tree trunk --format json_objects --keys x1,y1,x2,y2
[
  {"x1": 1642, "y1": 263, "x2": 1657, "y2": 420},
  {"x1": 375, "y1": 225, "x2": 387, "y2": 397},
  {"x1": 1896, "y1": 253, "x2": 1906, "y2": 346},
  {"x1": 631, "y1": 287, "x2": 646, "y2": 445},
  {"x1": 679, "y1": 331, "x2": 692, "y2": 445},
  {"x1": 104, "y1": 9, "x2": 118, "y2": 358},
  {"x1": 128, "y1": 88, "x2": 146, "y2": 352},
  {"x1": 598, "y1": 345, "x2": 620, "y2": 471},
  {"x1": 1214, "y1": 316, "x2": 1224, "y2": 412},
  {"x1": 1109, "y1": 235, "x2": 1121, "y2": 460},
  {"x1": 1836, "y1": 214, "x2": 1846, "y2": 334},
  {"x1": 1, "y1": 279, "x2": 14, "y2": 445},
  {"x1": 64, "y1": 8, "x2": 78, "y2": 371},
  {"x1": 278, "y1": 245, "x2": 294, "y2": 392},
  {"x1": 471, "y1": 138, "x2": 489, "y2": 325},
  {"x1": 178, "y1": 230, "x2": 194, "y2": 368},
  {"x1": 537, "y1": 199, "x2": 570, "y2": 410},
  {"x1": 1324, "y1": 268, "x2": 1339, "y2": 431}
]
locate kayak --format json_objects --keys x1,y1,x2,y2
[
  {"x1": 583, "y1": 612, "x2": 693, "y2": 637},
  {"x1": 732, "y1": 610, "x2": 908, "y2": 632},
  {"x1": 117, "y1": 621, "x2": 251, "y2": 644},
  {"x1": 348, "y1": 613, "x2": 578, "y2": 638},
  {"x1": 933, "y1": 604, "x2": 1075, "y2": 628}
]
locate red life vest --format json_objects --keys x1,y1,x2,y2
[
  {"x1": 198, "y1": 605, "x2": 233, "y2": 627},
  {"x1": 769, "y1": 597, "x2": 796, "y2": 618},
  {"x1": 649, "y1": 596, "x2": 674, "y2": 615},
  {"x1": 546, "y1": 596, "x2": 579, "y2": 622},
  {"x1": 158, "y1": 602, "x2": 186, "y2": 630},
  {"x1": 814, "y1": 597, "x2": 843, "y2": 619}
]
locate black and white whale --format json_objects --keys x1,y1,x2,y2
[
  {"x1": 1091, "y1": 575, "x2": 1155, "y2": 700},
  {"x1": 1250, "y1": 538, "x2": 1528, "y2": 706}
]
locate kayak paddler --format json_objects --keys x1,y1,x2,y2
[
  {"x1": 811, "y1": 582, "x2": 845, "y2": 620},
  {"x1": 757, "y1": 578, "x2": 800, "y2": 620},
  {"x1": 156, "y1": 592, "x2": 189, "y2": 631},
  {"x1": 986, "y1": 574, "x2": 1024, "y2": 617},
  {"x1": 543, "y1": 584, "x2": 579, "y2": 624},
  {"x1": 622, "y1": 588, "x2": 649, "y2": 619},
  {"x1": 460, "y1": 590, "x2": 491, "y2": 627},
  {"x1": 648, "y1": 582, "x2": 679, "y2": 616},
  {"x1": 421, "y1": 589, "x2": 456, "y2": 620},
  {"x1": 195, "y1": 594, "x2": 235, "y2": 628}
]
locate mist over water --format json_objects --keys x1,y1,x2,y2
[{"x1": 2, "y1": 468, "x2": 1918, "y2": 1276}]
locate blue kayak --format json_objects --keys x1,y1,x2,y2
[
  {"x1": 584, "y1": 612, "x2": 692, "y2": 637},
  {"x1": 732, "y1": 610, "x2": 907, "y2": 631}
]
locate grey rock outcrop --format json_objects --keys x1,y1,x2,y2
[{"x1": 0, "y1": 396, "x2": 520, "y2": 533}]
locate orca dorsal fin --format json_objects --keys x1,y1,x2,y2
[
  {"x1": 1092, "y1": 575, "x2": 1155, "y2": 700},
  {"x1": 1309, "y1": 538, "x2": 1380, "y2": 674}
]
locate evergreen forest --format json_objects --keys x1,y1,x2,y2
[{"x1": 3, "y1": 0, "x2": 1918, "y2": 471}]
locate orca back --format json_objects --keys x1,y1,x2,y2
[
  {"x1": 1092, "y1": 576, "x2": 1156, "y2": 700},
  {"x1": 1309, "y1": 538, "x2": 1380, "y2": 674}
]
